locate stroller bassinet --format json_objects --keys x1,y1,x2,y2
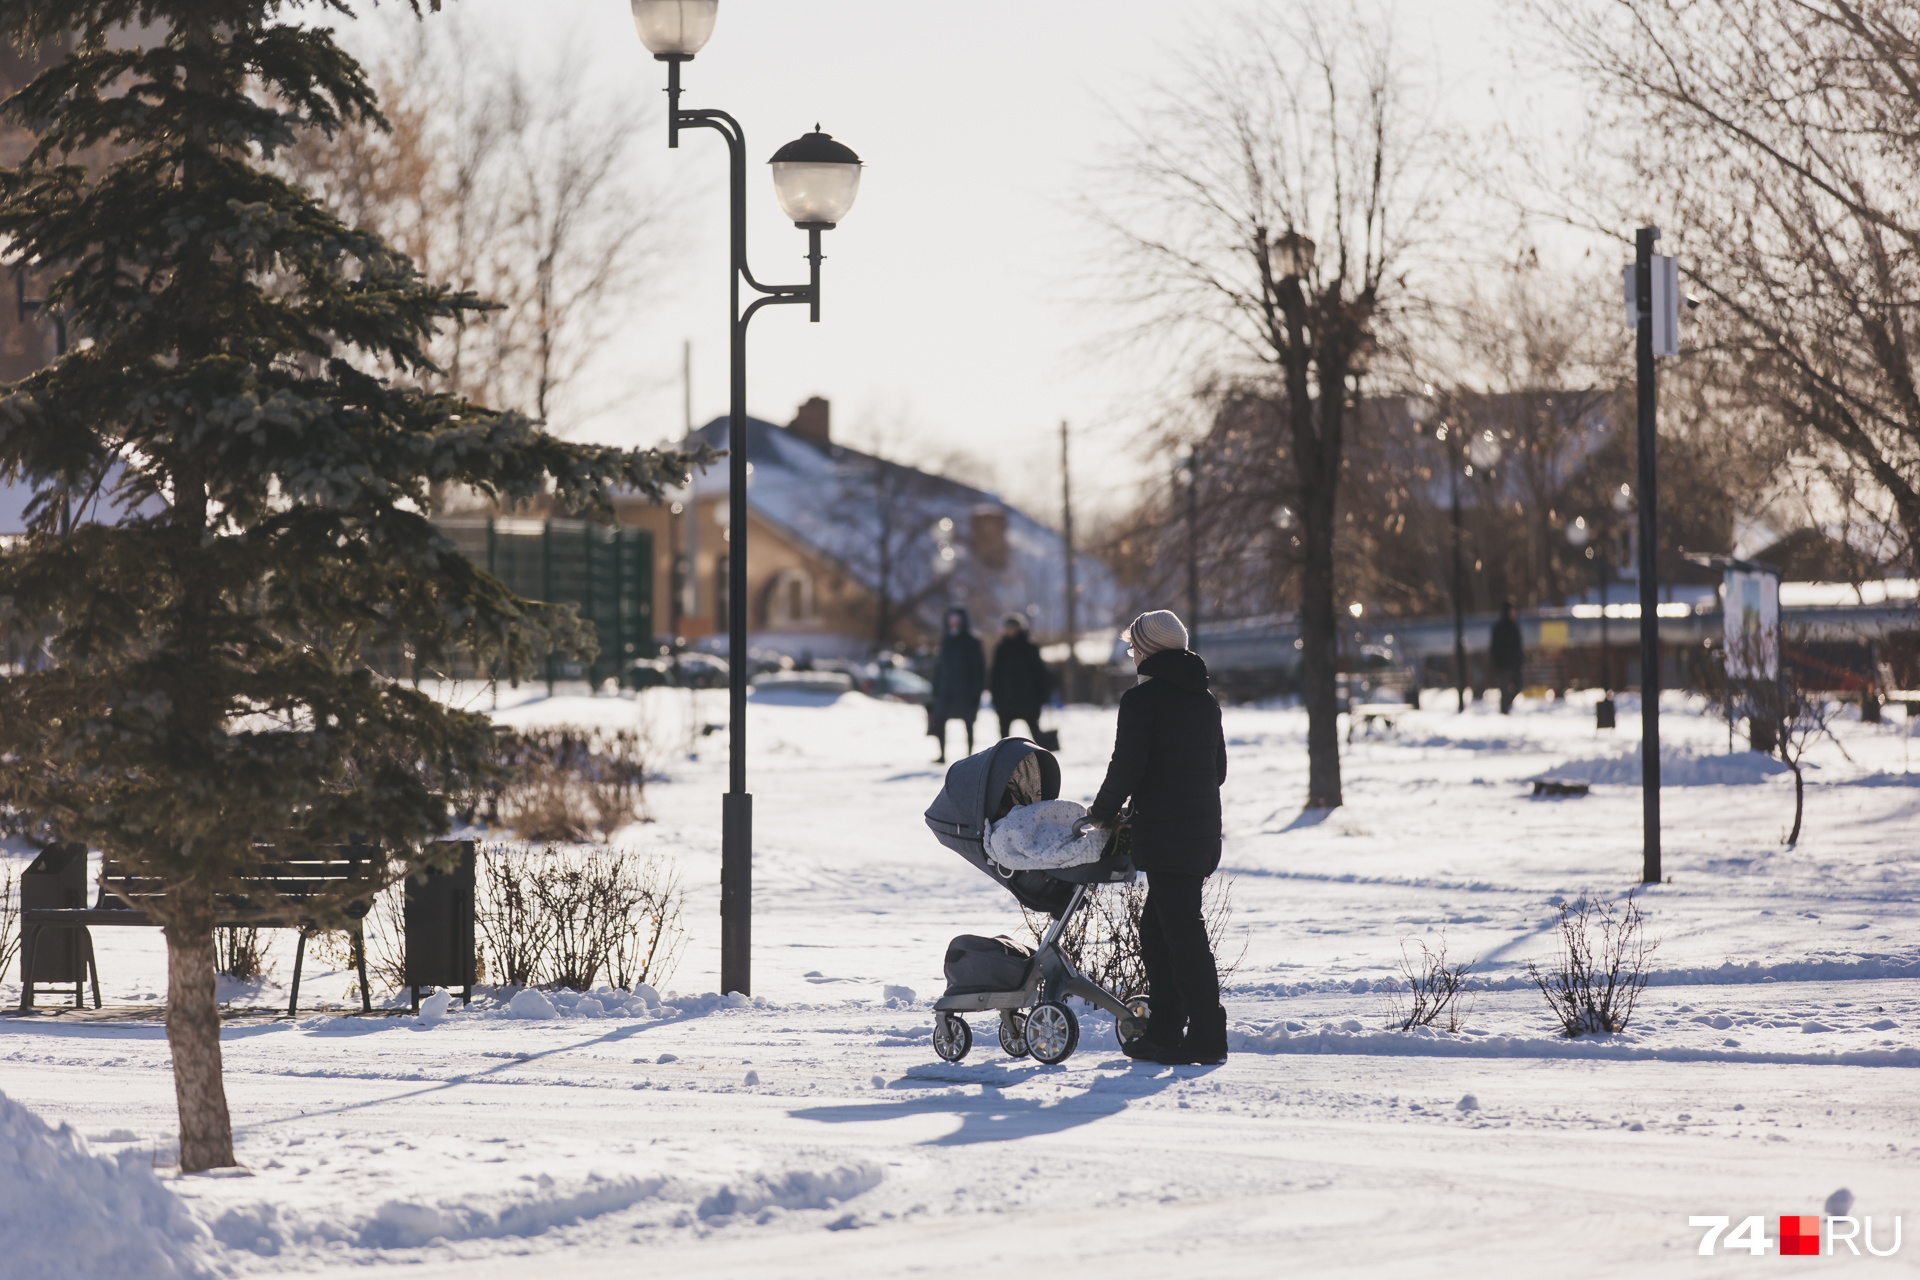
[{"x1": 921, "y1": 738, "x2": 1150, "y2": 1064}]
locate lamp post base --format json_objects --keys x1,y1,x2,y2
[{"x1": 721, "y1": 792, "x2": 752, "y2": 996}]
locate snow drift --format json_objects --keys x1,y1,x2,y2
[
  {"x1": 1538, "y1": 745, "x2": 1791, "y2": 787},
  {"x1": 0, "y1": 1091, "x2": 215, "y2": 1280}
]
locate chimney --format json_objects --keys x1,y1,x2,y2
[
  {"x1": 789, "y1": 396, "x2": 830, "y2": 449},
  {"x1": 969, "y1": 504, "x2": 1009, "y2": 571}
]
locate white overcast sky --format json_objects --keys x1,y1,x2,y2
[{"x1": 341, "y1": 0, "x2": 1596, "y2": 523}]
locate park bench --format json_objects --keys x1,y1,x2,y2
[
  {"x1": 17, "y1": 840, "x2": 384, "y2": 1016},
  {"x1": 1345, "y1": 701, "x2": 1408, "y2": 742}
]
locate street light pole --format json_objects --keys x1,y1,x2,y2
[
  {"x1": 1634, "y1": 226, "x2": 1662, "y2": 885},
  {"x1": 1060, "y1": 420, "x2": 1079, "y2": 704},
  {"x1": 1447, "y1": 431, "x2": 1467, "y2": 713},
  {"x1": 637, "y1": 1, "x2": 863, "y2": 995},
  {"x1": 1181, "y1": 448, "x2": 1200, "y2": 649}
]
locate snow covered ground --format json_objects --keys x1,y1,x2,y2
[{"x1": 5, "y1": 685, "x2": 1920, "y2": 1277}]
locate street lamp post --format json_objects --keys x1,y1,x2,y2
[
  {"x1": 633, "y1": 0, "x2": 863, "y2": 996},
  {"x1": 1179, "y1": 448, "x2": 1200, "y2": 649}
]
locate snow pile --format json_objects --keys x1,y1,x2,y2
[
  {"x1": 1538, "y1": 746, "x2": 1790, "y2": 787},
  {"x1": 986, "y1": 799, "x2": 1107, "y2": 869},
  {"x1": 695, "y1": 1161, "x2": 884, "y2": 1221},
  {"x1": 0, "y1": 1091, "x2": 216, "y2": 1280}
]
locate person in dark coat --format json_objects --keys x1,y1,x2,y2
[
  {"x1": 1490, "y1": 601, "x2": 1524, "y2": 714},
  {"x1": 929, "y1": 607, "x2": 985, "y2": 764},
  {"x1": 989, "y1": 614, "x2": 1051, "y2": 741},
  {"x1": 1075, "y1": 609, "x2": 1229, "y2": 1065}
]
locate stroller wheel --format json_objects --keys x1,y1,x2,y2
[
  {"x1": 1025, "y1": 1001, "x2": 1079, "y2": 1064},
  {"x1": 1116, "y1": 993, "x2": 1152, "y2": 1048},
  {"x1": 998, "y1": 1010, "x2": 1030, "y2": 1058},
  {"x1": 932, "y1": 1012, "x2": 972, "y2": 1062}
]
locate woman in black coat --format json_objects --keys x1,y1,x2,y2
[
  {"x1": 929, "y1": 607, "x2": 985, "y2": 764},
  {"x1": 1076, "y1": 608, "x2": 1229, "y2": 1064},
  {"x1": 989, "y1": 614, "x2": 1051, "y2": 740}
]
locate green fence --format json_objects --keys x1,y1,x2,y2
[{"x1": 434, "y1": 516, "x2": 654, "y2": 687}]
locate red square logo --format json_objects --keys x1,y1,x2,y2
[{"x1": 1780, "y1": 1215, "x2": 1820, "y2": 1256}]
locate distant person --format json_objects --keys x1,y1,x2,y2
[
  {"x1": 1075, "y1": 609, "x2": 1229, "y2": 1066},
  {"x1": 990, "y1": 614, "x2": 1051, "y2": 741},
  {"x1": 930, "y1": 607, "x2": 985, "y2": 764},
  {"x1": 1490, "y1": 601, "x2": 1524, "y2": 714}
]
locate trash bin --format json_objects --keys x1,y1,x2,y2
[
  {"x1": 20, "y1": 842, "x2": 99, "y2": 1009},
  {"x1": 404, "y1": 840, "x2": 476, "y2": 1013}
]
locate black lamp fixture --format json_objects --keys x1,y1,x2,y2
[{"x1": 631, "y1": 0, "x2": 863, "y2": 997}]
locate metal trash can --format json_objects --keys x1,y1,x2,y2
[
  {"x1": 404, "y1": 840, "x2": 476, "y2": 1013},
  {"x1": 20, "y1": 842, "x2": 99, "y2": 1009}
]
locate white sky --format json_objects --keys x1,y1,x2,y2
[{"x1": 342, "y1": 0, "x2": 1595, "y2": 524}]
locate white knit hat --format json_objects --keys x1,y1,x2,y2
[{"x1": 1128, "y1": 609, "x2": 1189, "y2": 661}]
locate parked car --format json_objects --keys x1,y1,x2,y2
[
  {"x1": 750, "y1": 669, "x2": 855, "y2": 695},
  {"x1": 623, "y1": 657, "x2": 675, "y2": 690},
  {"x1": 864, "y1": 655, "x2": 933, "y2": 705},
  {"x1": 674, "y1": 653, "x2": 730, "y2": 688}
]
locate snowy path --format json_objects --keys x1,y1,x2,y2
[{"x1": 4, "y1": 688, "x2": 1920, "y2": 1275}]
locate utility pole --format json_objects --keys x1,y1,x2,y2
[
  {"x1": 1631, "y1": 225, "x2": 1678, "y2": 886},
  {"x1": 1448, "y1": 431, "x2": 1467, "y2": 713},
  {"x1": 681, "y1": 340, "x2": 698, "y2": 627},
  {"x1": 1059, "y1": 420, "x2": 1080, "y2": 704},
  {"x1": 1182, "y1": 448, "x2": 1201, "y2": 649}
]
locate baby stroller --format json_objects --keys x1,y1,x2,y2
[{"x1": 922, "y1": 738, "x2": 1149, "y2": 1064}]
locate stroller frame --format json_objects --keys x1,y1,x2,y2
[{"x1": 923, "y1": 738, "x2": 1148, "y2": 1063}]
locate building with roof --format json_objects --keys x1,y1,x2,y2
[{"x1": 614, "y1": 398, "x2": 1108, "y2": 661}]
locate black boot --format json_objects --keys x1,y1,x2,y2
[{"x1": 1176, "y1": 1005, "x2": 1228, "y2": 1065}]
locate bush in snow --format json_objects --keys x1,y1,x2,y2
[
  {"x1": 0, "y1": 861, "x2": 17, "y2": 977},
  {"x1": 1022, "y1": 873, "x2": 1243, "y2": 997},
  {"x1": 1528, "y1": 892, "x2": 1657, "y2": 1037},
  {"x1": 480, "y1": 842, "x2": 684, "y2": 991},
  {"x1": 472, "y1": 724, "x2": 655, "y2": 843},
  {"x1": 1384, "y1": 932, "x2": 1476, "y2": 1032},
  {"x1": 213, "y1": 926, "x2": 272, "y2": 982}
]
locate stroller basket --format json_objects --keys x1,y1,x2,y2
[{"x1": 921, "y1": 738, "x2": 1144, "y2": 1065}]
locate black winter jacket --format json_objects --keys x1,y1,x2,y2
[
  {"x1": 1088, "y1": 648, "x2": 1228, "y2": 875},
  {"x1": 1490, "y1": 616, "x2": 1524, "y2": 675},
  {"x1": 930, "y1": 612, "x2": 986, "y2": 720},
  {"x1": 989, "y1": 631, "x2": 1051, "y2": 715}
]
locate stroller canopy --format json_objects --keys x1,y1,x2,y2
[
  {"x1": 925, "y1": 738, "x2": 1060, "y2": 841},
  {"x1": 925, "y1": 739, "x2": 1072, "y2": 916}
]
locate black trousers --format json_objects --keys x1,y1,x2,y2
[
  {"x1": 936, "y1": 716, "x2": 975, "y2": 759},
  {"x1": 996, "y1": 709, "x2": 1040, "y2": 740},
  {"x1": 1139, "y1": 870, "x2": 1220, "y2": 1042}
]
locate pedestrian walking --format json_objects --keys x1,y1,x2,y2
[
  {"x1": 1074, "y1": 609, "x2": 1229, "y2": 1065},
  {"x1": 930, "y1": 607, "x2": 985, "y2": 764},
  {"x1": 989, "y1": 614, "x2": 1051, "y2": 741},
  {"x1": 1491, "y1": 601, "x2": 1524, "y2": 714}
]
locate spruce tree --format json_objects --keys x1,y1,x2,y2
[{"x1": 0, "y1": 2, "x2": 699, "y2": 1170}]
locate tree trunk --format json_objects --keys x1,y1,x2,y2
[
  {"x1": 1786, "y1": 760, "x2": 1804, "y2": 848},
  {"x1": 163, "y1": 884, "x2": 235, "y2": 1172},
  {"x1": 1298, "y1": 477, "x2": 1343, "y2": 810}
]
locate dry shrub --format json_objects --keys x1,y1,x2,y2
[
  {"x1": 361, "y1": 890, "x2": 408, "y2": 996},
  {"x1": 1024, "y1": 874, "x2": 1243, "y2": 997},
  {"x1": 479, "y1": 842, "x2": 683, "y2": 991},
  {"x1": 214, "y1": 927, "x2": 273, "y2": 981},
  {"x1": 490, "y1": 726, "x2": 652, "y2": 843},
  {"x1": 1383, "y1": 933, "x2": 1475, "y2": 1031},
  {"x1": 0, "y1": 862, "x2": 18, "y2": 976},
  {"x1": 1528, "y1": 893, "x2": 1657, "y2": 1037}
]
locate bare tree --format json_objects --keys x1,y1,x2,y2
[
  {"x1": 284, "y1": 21, "x2": 672, "y2": 435},
  {"x1": 1533, "y1": 0, "x2": 1920, "y2": 573},
  {"x1": 1094, "y1": 2, "x2": 1444, "y2": 808},
  {"x1": 828, "y1": 450, "x2": 951, "y2": 651}
]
